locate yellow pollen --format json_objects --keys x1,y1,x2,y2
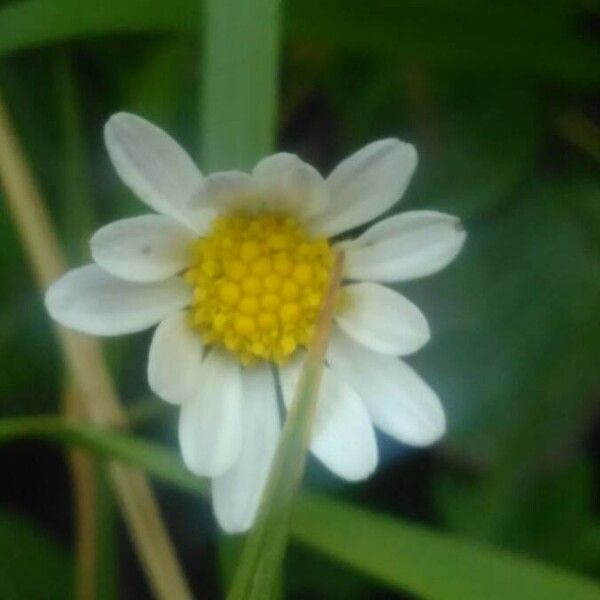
[
  {"x1": 242, "y1": 276, "x2": 261, "y2": 296},
  {"x1": 251, "y1": 257, "x2": 271, "y2": 277},
  {"x1": 239, "y1": 296, "x2": 260, "y2": 315},
  {"x1": 219, "y1": 281, "x2": 240, "y2": 305},
  {"x1": 281, "y1": 280, "x2": 299, "y2": 301},
  {"x1": 186, "y1": 211, "x2": 334, "y2": 364},
  {"x1": 273, "y1": 254, "x2": 293, "y2": 276},
  {"x1": 263, "y1": 273, "x2": 281, "y2": 292},
  {"x1": 293, "y1": 263, "x2": 313, "y2": 285},
  {"x1": 262, "y1": 293, "x2": 280, "y2": 311},
  {"x1": 280, "y1": 302, "x2": 300, "y2": 323},
  {"x1": 234, "y1": 314, "x2": 256, "y2": 335},
  {"x1": 226, "y1": 260, "x2": 246, "y2": 281}
]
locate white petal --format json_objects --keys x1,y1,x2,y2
[
  {"x1": 190, "y1": 171, "x2": 259, "y2": 213},
  {"x1": 279, "y1": 355, "x2": 377, "y2": 481},
  {"x1": 253, "y1": 153, "x2": 328, "y2": 220},
  {"x1": 336, "y1": 282, "x2": 430, "y2": 355},
  {"x1": 328, "y1": 329, "x2": 445, "y2": 446},
  {"x1": 90, "y1": 215, "x2": 196, "y2": 283},
  {"x1": 147, "y1": 311, "x2": 204, "y2": 405},
  {"x1": 212, "y1": 365, "x2": 280, "y2": 533},
  {"x1": 343, "y1": 211, "x2": 466, "y2": 282},
  {"x1": 178, "y1": 350, "x2": 243, "y2": 477},
  {"x1": 45, "y1": 264, "x2": 192, "y2": 336},
  {"x1": 104, "y1": 113, "x2": 202, "y2": 225},
  {"x1": 310, "y1": 139, "x2": 417, "y2": 236},
  {"x1": 186, "y1": 208, "x2": 217, "y2": 236}
]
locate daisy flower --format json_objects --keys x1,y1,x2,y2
[{"x1": 45, "y1": 113, "x2": 466, "y2": 533}]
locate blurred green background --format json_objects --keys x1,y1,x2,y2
[{"x1": 0, "y1": 0, "x2": 598, "y2": 598}]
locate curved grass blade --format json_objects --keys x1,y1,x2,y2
[
  {"x1": 0, "y1": 1, "x2": 598, "y2": 83},
  {"x1": 292, "y1": 492, "x2": 600, "y2": 600},
  {"x1": 0, "y1": 0, "x2": 192, "y2": 56},
  {"x1": 2, "y1": 415, "x2": 600, "y2": 599},
  {"x1": 0, "y1": 415, "x2": 206, "y2": 497}
]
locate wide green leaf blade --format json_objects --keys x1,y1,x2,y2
[
  {"x1": 2, "y1": 415, "x2": 600, "y2": 599},
  {"x1": 0, "y1": 0, "x2": 192, "y2": 55},
  {"x1": 291, "y1": 492, "x2": 600, "y2": 600},
  {"x1": 0, "y1": 1, "x2": 597, "y2": 84}
]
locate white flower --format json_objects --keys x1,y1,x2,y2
[{"x1": 45, "y1": 113, "x2": 466, "y2": 533}]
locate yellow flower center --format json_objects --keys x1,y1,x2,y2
[{"x1": 184, "y1": 212, "x2": 334, "y2": 365}]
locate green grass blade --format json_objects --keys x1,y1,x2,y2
[
  {"x1": 2, "y1": 415, "x2": 600, "y2": 599},
  {"x1": 0, "y1": 416, "x2": 207, "y2": 497},
  {"x1": 54, "y1": 51, "x2": 95, "y2": 262},
  {"x1": 291, "y1": 492, "x2": 600, "y2": 600},
  {"x1": 226, "y1": 254, "x2": 344, "y2": 600},
  {"x1": 200, "y1": 0, "x2": 281, "y2": 171},
  {"x1": 0, "y1": 0, "x2": 192, "y2": 55},
  {"x1": 0, "y1": 1, "x2": 598, "y2": 84}
]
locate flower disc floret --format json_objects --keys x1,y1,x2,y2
[{"x1": 185, "y1": 212, "x2": 334, "y2": 365}]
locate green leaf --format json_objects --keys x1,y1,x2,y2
[
  {"x1": 414, "y1": 180, "x2": 600, "y2": 462},
  {"x1": 200, "y1": 0, "x2": 281, "y2": 171},
  {"x1": 411, "y1": 178, "x2": 600, "y2": 569},
  {"x1": 436, "y1": 460, "x2": 600, "y2": 574},
  {"x1": 54, "y1": 51, "x2": 95, "y2": 262},
  {"x1": 291, "y1": 492, "x2": 600, "y2": 600},
  {"x1": 334, "y1": 73, "x2": 540, "y2": 219},
  {"x1": 2, "y1": 415, "x2": 600, "y2": 599},
  {"x1": 289, "y1": 1, "x2": 599, "y2": 84},
  {"x1": 0, "y1": 1, "x2": 597, "y2": 84},
  {"x1": 0, "y1": 0, "x2": 192, "y2": 56},
  {"x1": 123, "y1": 39, "x2": 192, "y2": 126},
  {"x1": 406, "y1": 81, "x2": 540, "y2": 218},
  {"x1": 0, "y1": 508, "x2": 73, "y2": 599},
  {"x1": 0, "y1": 416, "x2": 206, "y2": 497}
]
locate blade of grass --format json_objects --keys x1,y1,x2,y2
[
  {"x1": 226, "y1": 253, "x2": 344, "y2": 600},
  {"x1": 2, "y1": 415, "x2": 600, "y2": 600},
  {"x1": 0, "y1": 92, "x2": 193, "y2": 600},
  {"x1": 0, "y1": 416, "x2": 207, "y2": 497},
  {"x1": 0, "y1": 1, "x2": 598, "y2": 83},
  {"x1": 55, "y1": 54, "x2": 98, "y2": 600},
  {"x1": 200, "y1": 0, "x2": 281, "y2": 170},
  {"x1": 291, "y1": 492, "x2": 600, "y2": 600},
  {"x1": 0, "y1": 0, "x2": 192, "y2": 55},
  {"x1": 64, "y1": 387, "x2": 98, "y2": 600},
  {"x1": 54, "y1": 51, "x2": 95, "y2": 261}
]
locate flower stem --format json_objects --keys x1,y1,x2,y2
[
  {"x1": 63, "y1": 386, "x2": 98, "y2": 600},
  {"x1": 227, "y1": 253, "x2": 344, "y2": 600},
  {"x1": 0, "y1": 92, "x2": 193, "y2": 600}
]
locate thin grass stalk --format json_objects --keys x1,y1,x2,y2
[
  {"x1": 0, "y1": 92, "x2": 193, "y2": 600},
  {"x1": 63, "y1": 386, "x2": 97, "y2": 600},
  {"x1": 227, "y1": 253, "x2": 344, "y2": 600},
  {"x1": 56, "y1": 52, "x2": 99, "y2": 600}
]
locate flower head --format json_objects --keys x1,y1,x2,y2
[{"x1": 45, "y1": 113, "x2": 466, "y2": 532}]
